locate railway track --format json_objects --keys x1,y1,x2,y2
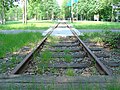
[
  {"x1": 11, "y1": 22, "x2": 112, "y2": 76},
  {"x1": 84, "y1": 41, "x2": 120, "y2": 75}
]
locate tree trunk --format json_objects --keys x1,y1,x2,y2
[
  {"x1": 52, "y1": 11, "x2": 54, "y2": 20},
  {"x1": 80, "y1": 14, "x2": 83, "y2": 21},
  {"x1": 1, "y1": 1, "x2": 6, "y2": 24},
  {"x1": 111, "y1": 8, "x2": 115, "y2": 22},
  {"x1": 36, "y1": 11, "x2": 37, "y2": 20},
  {"x1": 23, "y1": 1, "x2": 25, "y2": 23},
  {"x1": 25, "y1": 0, "x2": 27, "y2": 24},
  {"x1": 22, "y1": 0, "x2": 27, "y2": 24}
]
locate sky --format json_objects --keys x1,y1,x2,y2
[{"x1": 57, "y1": 0, "x2": 63, "y2": 7}]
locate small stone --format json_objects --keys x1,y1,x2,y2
[
  {"x1": 74, "y1": 69, "x2": 78, "y2": 72},
  {"x1": 4, "y1": 58, "x2": 9, "y2": 61}
]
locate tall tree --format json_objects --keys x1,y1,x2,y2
[
  {"x1": 61, "y1": 0, "x2": 69, "y2": 19},
  {"x1": 27, "y1": 0, "x2": 60, "y2": 20},
  {"x1": 99, "y1": 0, "x2": 120, "y2": 21},
  {"x1": 61, "y1": 0, "x2": 120, "y2": 21},
  {"x1": 0, "y1": 0, "x2": 14, "y2": 24}
]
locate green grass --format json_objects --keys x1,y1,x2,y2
[
  {"x1": 2, "y1": 82, "x2": 120, "y2": 90},
  {"x1": 66, "y1": 69, "x2": 75, "y2": 76},
  {"x1": 73, "y1": 21, "x2": 120, "y2": 29},
  {"x1": 80, "y1": 31, "x2": 120, "y2": 48},
  {"x1": 0, "y1": 32, "x2": 43, "y2": 58},
  {"x1": 0, "y1": 20, "x2": 53, "y2": 30},
  {"x1": 41, "y1": 50, "x2": 52, "y2": 62},
  {"x1": 1, "y1": 21, "x2": 120, "y2": 30}
]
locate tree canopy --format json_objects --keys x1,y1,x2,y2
[
  {"x1": 61, "y1": 0, "x2": 120, "y2": 21},
  {"x1": 0, "y1": 0, "x2": 60, "y2": 23},
  {"x1": 0, "y1": 0, "x2": 120, "y2": 23}
]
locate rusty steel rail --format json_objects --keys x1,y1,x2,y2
[
  {"x1": 12, "y1": 22, "x2": 112, "y2": 75},
  {"x1": 12, "y1": 23, "x2": 60, "y2": 74},
  {"x1": 66, "y1": 23, "x2": 112, "y2": 75}
]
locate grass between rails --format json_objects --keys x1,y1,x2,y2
[
  {"x1": 0, "y1": 32, "x2": 44, "y2": 58},
  {"x1": 0, "y1": 21, "x2": 53, "y2": 30},
  {"x1": 73, "y1": 21, "x2": 120, "y2": 30}
]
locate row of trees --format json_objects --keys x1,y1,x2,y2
[
  {"x1": 0, "y1": 0, "x2": 60, "y2": 24},
  {"x1": 27, "y1": 0, "x2": 60, "y2": 20},
  {"x1": 0, "y1": 0, "x2": 14, "y2": 24},
  {"x1": 0, "y1": 0, "x2": 120, "y2": 24},
  {"x1": 61, "y1": 0, "x2": 120, "y2": 21}
]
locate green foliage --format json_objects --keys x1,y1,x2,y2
[
  {"x1": 0, "y1": 0, "x2": 14, "y2": 23},
  {"x1": 48, "y1": 36, "x2": 60, "y2": 46},
  {"x1": 61, "y1": 0, "x2": 120, "y2": 21},
  {"x1": 27, "y1": 0, "x2": 42, "y2": 20},
  {"x1": 64, "y1": 55, "x2": 72, "y2": 63},
  {"x1": 80, "y1": 31, "x2": 120, "y2": 48},
  {"x1": 27, "y1": 0, "x2": 60, "y2": 20},
  {"x1": 41, "y1": 50, "x2": 52, "y2": 62},
  {"x1": 0, "y1": 57, "x2": 21, "y2": 73},
  {"x1": 37, "y1": 50, "x2": 53, "y2": 74},
  {"x1": 0, "y1": 32, "x2": 43, "y2": 58},
  {"x1": 66, "y1": 69, "x2": 75, "y2": 76},
  {"x1": 64, "y1": 50, "x2": 72, "y2": 63},
  {"x1": 102, "y1": 31, "x2": 120, "y2": 48},
  {"x1": 0, "y1": 0, "x2": 60, "y2": 22},
  {"x1": 78, "y1": 0, "x2": 101, "y2": 20},
  {"x1": 0, "y1": 0, "x2": 120, "y2": 22},
  {"x1": 2, "y1": 82, "x2": 120, "y2": 90},
  {"x1": 6, "y1": 7, "x2": 22, "y2": 21},
  {"x1": 0, "y1": 63, "x2": 7, "y2": 73},
  {"x1": 91, "y1": 37, "x2": 103, "y2": 43},
  {"x1": 106, "y1": 83, "x2": 120, "y2": 90},
  {"x1": 64, "y1": 49, "x2": 70, "y2": 54},
  {"x1": 61, "y1": 0, "x2": 70, "y2": 19},
  {"x1": 73, "y1": 21, "x2": 120, "y2": 29},
  {"x1": 0, "y1": 21, "x2": 53, "y2": 30}
]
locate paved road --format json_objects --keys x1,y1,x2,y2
[
  {"x1": 0, "y1": 30, "x2": 45, "y2": 34},
  {"x1": 42, "y1": 25, "x2": 83, "y2": 36},
  {"x1": 0, "y1": 29, "x2": 120, "y2": 34}
]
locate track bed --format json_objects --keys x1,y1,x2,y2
[
  {"x1": 1, "y1": 22, "x2": 120, "y2": 90},
  {"x1": 11, "y1": 22, "x2": 112, "y2": 76}
]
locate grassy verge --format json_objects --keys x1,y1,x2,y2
[
  {"x1": 0, "y1": 32, "x2": 43, "y2": 58},
  {"x1": 80, "y1": 31, "x2": 120, "y2": 49},
  {"x1": 0, "y1": 32, "x2": 44, "y2": 73},
  {"x1": 2, "y1": 82, "x2": 120, "y2": 90},
  {"x1": 73, "y1": 21, "x2": 120, "y2": 29},
  {"x1": 0, "y1": 21, "x2": 53, "y2": 30}
]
